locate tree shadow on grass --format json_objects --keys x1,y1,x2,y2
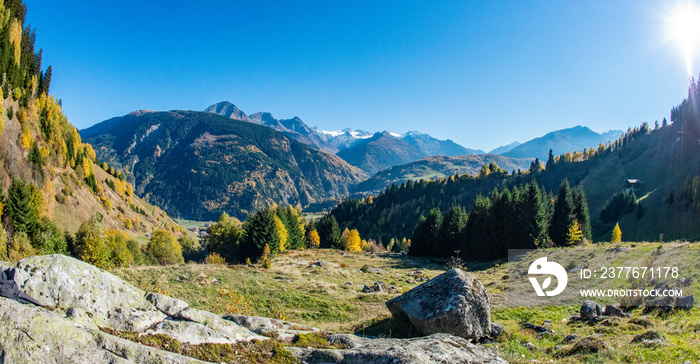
[{"x1": 352, "y1": 314, "x2": 421, "y2": 339}]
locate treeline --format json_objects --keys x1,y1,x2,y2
[
  {"x1": 408, "y1": 180, "x2": 591, "y2": 261},
  {"x1": 202, "y1": 205, "x2": 372, "y2": 265}
]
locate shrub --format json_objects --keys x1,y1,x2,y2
[
  {"x1": 8, "y1": 232, "x2": 36, "y2": 261},
  {"x1": 205, "y1": 252, "x2": 227, "y2": 265},
  {"x1": 74, "y1": 217, "x2": 112, "y2": 269},
  {"x1": 127, "y1": 240, "x2": 145, "y2": 266},
  {"x1": 106, "y1": 230, "x2": 134, "y2": 267},
  {"x1": 0, "y1": 227, "x2": 8, "y2": 260},
  {"x1": 146, "y1": 229, "x2": 184, "y2": 265}
]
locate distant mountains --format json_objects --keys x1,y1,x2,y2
[
  {"x1": 81, "y1": 110, "x2": 366, "y2": 220},
  {"x1": 489, "y1": 141, "x2": 521, "y2": 155},
  {"x1": 205, "y1": 101, "x2": 482, "y2": 173},
  {"x1": 500, "y1": 126, "x2": 622, "y2": 161},
  {"x1": 355, "y1": 154, "x2": 533, "y2": 192}
]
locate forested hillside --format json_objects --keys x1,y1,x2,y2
[
  {"x1": 81, "y1": 110, "x2": 367, "y2": 221},
  {"x1": 331, "y1": 80, "x2": 700, "y2": 252}
]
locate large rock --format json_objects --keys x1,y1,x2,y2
[
  {"x1": 9, "y1": 254, "x2": 163, "y2": 330},
  {"x1": 580, "y1": 300, "x2": 602, "y2": 321},
  {"x1": 0, "y1": 297, "x2": 208, "y2": 364},
  {"x1": 288, "y1": 333, "x2": 507, "y2": 364},
  {"x1": 385, "y1": 268, "x2": 491, "y2": 339},
  {"x1": 175, "y1": 307, "x2": 266, "y2": 343}
]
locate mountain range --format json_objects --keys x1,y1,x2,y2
[
  {"x1": 501, "y1": 126, "x2": 622, "y2": 161},
  {"x1": 205, "y1": 101, "x2": 483, "y2": 174},
  {"x1": 81, "y1": 110, "x2": 367, "y2": 220}
]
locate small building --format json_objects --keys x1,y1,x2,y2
[{"x1": 626, "y1": 179, "x2": 642, "y2": 190}]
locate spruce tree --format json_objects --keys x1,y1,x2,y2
[
  {"x1": 409, "y1": 215, "x2": 430, "y2": 256},
  {"x1": 520, "y1": 181, "x2": 549, "y2": 248},
  {"x1": 5, "y1": 179, "x2": 39, "y2": 235},
  {"x1": 573, "y1": 186, "x2": 592, "y2": 242},
  {"x1": 550, "y1": 179, "x2": 575, "y2": 247},
  {"x1": 317, "y1": 215, "x2": 341, "y2": 249},
  {"x1": 464, "y1": 195, "x2": 493, "y2": 260},
  {"x1": 241, "y1": 208, "x2": 279, "y2": 262},
  {"x1": 439, "y1": 205, "x2": 468, "y2": 257}
]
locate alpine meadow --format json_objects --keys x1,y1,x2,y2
[{"x1": 1, "y1": 1, "x2": 700, "y2": 363}]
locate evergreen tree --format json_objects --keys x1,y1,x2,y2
[
  {"x1": 409, "y1": 215, "x2": 430, "y2": 256},
  {"x1": 277, "y1": 206, "x2": 305, "y2": 250},
  {"x1": 240, "y1": 208, "x2": 279, "y2": 261},
  {"x1": 519, "y1": 181, "x2": 549, "y2": 248},
  {"x1": 439, "y1": 205, "x2": 468, "y2": 257},
  {"x1": 464, "y1": 195, "x2": 493, "y2": 260},
  {"x1": 5, "y1": 179, "x2": 39, "y2": 235},
  {"x1": 550, "y1": 179, "x2": 575, "y2": 247},
  {"x1": 573, "y1": 186, "x2": 592, "y2": 242},
  {"x1": 318, "y1": 215, "x2": 341, "y2": 249}
]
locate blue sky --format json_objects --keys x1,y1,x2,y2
[{"x1": 24, "y1": 0, "x2": 700, "y2": 151}]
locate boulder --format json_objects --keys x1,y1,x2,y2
[
  {"x1": 674, "y1": 295, "x2": 694, "y2": 310},
  {"x1": 146, "y1": 318, "x2": 236, "y2": 345},
  {"x1": 385, "y1": 268, "x2": 491, "y2": 340},
  {"x1": 9, "y1": 254, "x2": 161, "y2": 330},
  {"x1": 490, "y1": 322, "x2": 506, "y2": 339},
  {"x1": 0, "y1": 297, "x2": 208, "y2": 364},
  {"x1": 566, "y1": 336, "x2": 606, "y2": 355},
  {"x1": 288, "y1": 333, "x2": 507, "y2": 364},
  {"x1": 175, "y1": 307, "x2": 266, "y2": 343},
  {"x1": 580, "y1": 300, "x2": 602, "y2": 321},
  {"x1": 603, "y1": 304, "x2": 630, "y2": 318}
]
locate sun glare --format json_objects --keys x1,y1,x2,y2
[{"x1": 665, "y1": 1, "x2": 700, "y2": 76}]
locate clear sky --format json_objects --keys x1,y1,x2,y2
[{"x1": 24, "y1": 0, "x2": 700, "y2": 152}]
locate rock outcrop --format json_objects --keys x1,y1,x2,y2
[
  {"x1": 288, "y1": 333, "x2": 507, "y2": 364},
  {"x1": 0, "y1": 256, "x2": 507, "y2": 363},
  {"x1": 385, "y1": 268, "x2": 491, "y2": 339}
]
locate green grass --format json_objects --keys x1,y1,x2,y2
[{"x1": 114, "y1": 243, "x2": 700, "y2": 363}]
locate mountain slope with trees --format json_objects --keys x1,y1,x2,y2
[
  {"x1": 81, "y1": 110, "x2": 367, "y2": 221},
  {"x1": 330, "y1": 79, "x2": 700, "y2": 249},
  {"x1": 355, "y1": 154, "x2": 533, "y2": 192},
  {"x1": 0, "y1": 0, "x2": 182, "y2": 269}
]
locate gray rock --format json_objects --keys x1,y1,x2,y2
[
  {"x1": 367, "y1": 267, "x2": 389, "y2": 274},
  {"x1": 580, "y1": 300, "x2": 602, "y2": 321},
  {"x1": 288, "y1": 333, "x2": 507, "y2": 364},
  {"x1": 362, "y1": 282, "x2": 385, "y2": 293},
  {"x1": 675, "y1": 295, "x2": 694, "y2": 310},
  {"x1": 10, "y1": 254, "x2": 161, "y2": 331},
  {"x1": 523, "y1": 342, "x2": 536, "y2": 350},
  {"x1": 175, "y1": 307, "x2": 266, "y2": 343},
  {"x1": 490, "y1": 322, "x2": 505, "y2": 339},
  {"x1": 385, "y1": 268, "x2": 491, "y2": 340},
  {"x1": 0, "y1": 297, "x2": 208, "y2": 364},
  {"x1": 677, "y1": 277, "x2": 693, "y2": 287},
  {"x1": 223, "y1": 314, "x2": 320, "y2": 334},
  {"x1": 643, "y1": 296, "x2": 674, "y2": 313},
  {"x1": 603, "y1": 304, "x2": 630, "y2": 317},
  {"x1": 567, "y1": 336, "x2": 606, "y2": 355},
  {"x1": 146, "y1": 292, "x2": 189, "y2": 316},
  {"x1": 146, "y1": 318, "x2": 235, "y2": 345}
]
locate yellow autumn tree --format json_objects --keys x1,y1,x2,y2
[
  {"x1": 105, "y1": 230, "x2": 134, "y2": 268},
  {"x1": 611, "y1": 223, "x2": 622, "y2": 243},
  {"x1": 566, "y1": 221, "x2": 583, "y2": 246},
  {"x1": 339, "y1": 228, "x2": 350, "y2": 250},
  {"x1": 307, "y1": 230, "x2": 320, "y2": 249},
  {"x1": 345, "y1": 229, "x2": 362, "y2": 252},
  {"x1": 273, "y1": 215, "x2": 288, "y2": 252}
]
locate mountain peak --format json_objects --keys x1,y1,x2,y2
[{"x1": 204, "y1": 102, "x2": 251, "y2": 122}]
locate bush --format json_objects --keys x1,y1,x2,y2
[
  {"x1": 33, "y1": 217, "x2": 67, "y2": 255},
  {"x1": 205, "y1": 252, "x2": 227, "y2": 265},
  {"x1": 146, "y1": 229, "x2": 184, "y2": 265},
  {"x1": 106, "y1": 230, "x2": 134, "y2": 267},
  {"x1": 127, "y1": 240, "x2": 145, "y2": 266},
  {"x1": 74, "y1": 217, "x2": 112, "y2": 269},
  {"x1": 8, "y1": 232, "x2": 36, "y2": 261},
  {"x1": 0, "y1": 227, "x2": 8, "y2": 260}
]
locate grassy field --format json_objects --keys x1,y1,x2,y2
[{"x1": 114, "y1": 242, "x2": 700, "y2": 363}]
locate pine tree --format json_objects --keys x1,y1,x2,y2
[
  {"x1": 464, "y1": 195, "x2": 493, "y2": 260},
  {"x1": 5, "y1": 179, "x2": 39, "y2": 235},
  {"x1": 519, "y1": 181, "x2": 549, "y2": 248},
  {"x1": 440, "y1": 205, "x2": 468, "y2": 257},
  {"x1": 550, "y1": 179, "x2": 575, "y2": 247},
  {"x1": 409, "y1": 215, "x2": 430, "y2": 256},
  {"x1": 611, "y1": 223, "x2": 622, "y2": 243},
  {"x1": 573, "y1": 186, "x2": 592, "y2": 242},
  {"x1": 318, "y1": 215, "x2": 341, "y2": 249},
  {"x1": 241, "y1": 208, "x2": 279, "y2": 261}
]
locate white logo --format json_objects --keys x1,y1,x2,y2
[{"x1": 528, "y1": 257, "x2": 568, "y2": 297}]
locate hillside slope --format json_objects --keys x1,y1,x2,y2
[
  {"x1": 355, "y1": 154, "x2": 533, "y2": 192},
  {"x1": 81, "y1": 110, "x2": 367, "y2": 220}
]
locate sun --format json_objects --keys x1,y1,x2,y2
[{"x1": 665, "y1": 1, "x2": 700, "y2": 76}]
